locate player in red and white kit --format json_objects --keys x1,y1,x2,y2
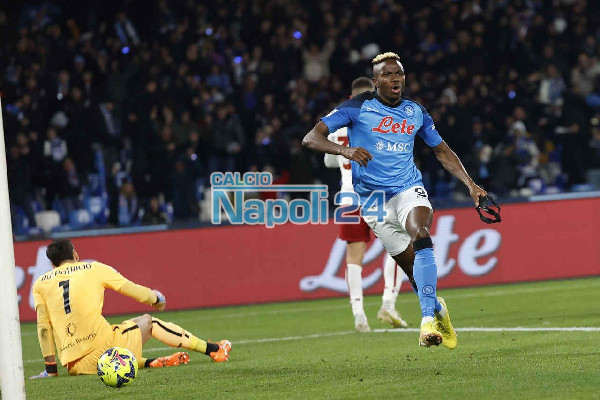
[{"x1": 324, "y1": 77, "x2": 408, "y2": 332}]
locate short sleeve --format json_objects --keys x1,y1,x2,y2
[
  {"x1": 94, "y1": 261, "x2": 130, "y2": 291},
  {"x1": 417, "y1": 109, "x2": 443, "y2": 148},
  {"x1": 321, "y1": 98, "x2": 362, "y2": 133},
  {"x1": 321, "y1": 108, "x2": 352, "y2": 133}
]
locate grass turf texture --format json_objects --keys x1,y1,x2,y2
[{"x1": 22, "y1": 277, "x2": 600, "y2": 399}]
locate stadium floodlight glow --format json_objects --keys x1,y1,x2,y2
[
  {"x1": 0, "y1": 99, "x2": 26, "y2": 399},
  {"x1": 205, "y1": 28, "x2": 213, "y2": 36},
  {"x1": 293, "y1": 31, "x2": 302, "y2": 39},
  {"x1": 234, "y1": 56, "x2": 243, "y2": 64},
  {"x1": 121, "y1": 46, "x2": 130, "y2": 55},
  {"x1": 508, "y1": 90, "x2": 516, "y2": 99}
]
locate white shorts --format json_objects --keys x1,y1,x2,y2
[{"x1": 361, "y1": 186, "x2": 432, "y2": 256}]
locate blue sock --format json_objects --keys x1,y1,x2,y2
[{"x1": 412, "y1": 237, "x2": 442, "y2": 318}]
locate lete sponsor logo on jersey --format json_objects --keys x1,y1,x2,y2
[{"x1": 372, "y1": 116, "x2": 415, "y2": 134}]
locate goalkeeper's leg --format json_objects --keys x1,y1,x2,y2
[{"x1": 132, "y1": 314, "x2": 231, "y2": 366}]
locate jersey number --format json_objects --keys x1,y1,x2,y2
[{"x1": 58, "y1": 280, "x2": 72, "y2": 314}]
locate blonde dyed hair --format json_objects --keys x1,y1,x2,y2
[{"x1": 371, "y1": 52, "x2": 401, "y2": 65}]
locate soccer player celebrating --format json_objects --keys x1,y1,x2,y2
[
  {"x1": 324, "y1": 76, "x2": 407, "y2": 332},
  {"x1": 303, "y1": 52, "x2": 487, "y2": 348},
  {"x1": 30, "y1": 239, "x2": 231, "y2": 379}
]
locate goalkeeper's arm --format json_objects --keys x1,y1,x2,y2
[
  {"x1": 30, "y1": 304, "x2": 59, "y2": 379},
  {"x1": 117, "y1": 281, "x2": 166, "y2": 311}
]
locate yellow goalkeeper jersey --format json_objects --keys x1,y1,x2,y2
[{"x1": 32, "y1": 261, "x2": 152, "y2": 365}]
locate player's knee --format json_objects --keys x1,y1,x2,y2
[
  {"x1": 141, "y1": 314, "x2": 152, "y2": 327},
  {"x1": 413, "y1": 226, "x2": 430, "y2": 242}
]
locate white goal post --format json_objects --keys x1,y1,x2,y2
[{"x1": 0, "y1": 98, "x2": 27, "y2": 398}]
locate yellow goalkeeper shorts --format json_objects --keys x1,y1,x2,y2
[{"x1": 67, "y1": 320, "x2": 143, "y2": 375}]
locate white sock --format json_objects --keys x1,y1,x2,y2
[
  {"x1": 394, "y1": 265, "x2": 403, "y2": 294},
  {"x1": 381, "y1": 255, "x2": 397, "y2": 310},
  {"x1": 421, "y1": 316, "x2": 434, "y2": 326},
  {"x1": 346, "y1": 264, "x2": 364, "y2": 316}
]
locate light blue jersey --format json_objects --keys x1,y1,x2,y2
[{"x1": 321, "y1": 91, "x2": 443, "y2": 204}]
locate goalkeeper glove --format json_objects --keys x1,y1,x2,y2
[{"x1": 152, "y1": 289, "x2": 166, "y2": 311}]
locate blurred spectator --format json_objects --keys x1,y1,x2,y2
[
  {"x1": 586, "y1": 117, "x2": 600, "y2": 188},
  {"x1": 463, "y1": 144, "x2": 493, "y2": 193},
  {"x1": 118, "y1": 180, "x2": 139, "y2": 226},
  {"x1": 171, "y1": 160, "x2": 198, "y2": 220},
  {"x1": 172, "y1": 110, "x2": 196, "y2": 147},
  {"x1": 58, "y1": 157, "x2": 84, "y2": 214},
  {"x1": 7, "y1": 145, "x2": 37, "y2": 229},
  {"x1": 208, "y1": 103, "x2": 244, "y2": 173},
  {"x1": 571, "y1": 54, "x2": 600, "y2": 98},
  {"x1": 114, "y1": 12, "x2": 140, "y2": 47},
  {"x1": 586, "y1": 75, "x2": 600, "y2": 110},
  {"x1": 43, "y1": 126, "x2": 67, "y2": 163},
  {"x1": 536, "y1": 65, "x2": 566, "y2": 106},
  {"x1": 510, "y1": 121, "x2": 541, "y2": 190},
  {"x1": 142, "y1": 197, "x2": 168, "y2": 225},
  {"x1": 206, "y1": 65, "x2": 233, "y2": 94},
  {"x1": 96, "y1": 101, "x2": 121, "y2": 147},
  {"x1": 303, "y1": 40, "x2": 336, "y2": 83}
]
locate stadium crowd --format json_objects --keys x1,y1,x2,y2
[{"x1": 1, "y1": 0, "x2": 600, "y2": 233}]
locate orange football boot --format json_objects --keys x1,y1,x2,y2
[
  {"x1": 149, "y1": 351, "x2": 190, "y2": 367},
  {"x1": 209, "y1": 340, "x2": 232, "y2": 362}
]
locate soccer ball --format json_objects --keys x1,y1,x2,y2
[{"x1": 97, "y1": 347, "x2": 138, "y2": 388}]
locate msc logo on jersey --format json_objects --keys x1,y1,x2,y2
[
  {"x1": 374, "y1": 141, "x2": 411, "y2": 153},
  {"x1": 404, "y1": 105, "x2": 414, "y2": 116},
  {"x1": 372, "y1": 116, "x2": 415, "y2": 135}
]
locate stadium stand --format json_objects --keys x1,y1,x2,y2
[{"x1": 1, "y1": 0, "x2": 600, "y2": 235}]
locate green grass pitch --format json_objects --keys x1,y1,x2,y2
[{"x1": 22, "y1": 277, "x2": 600, "y2": 399}]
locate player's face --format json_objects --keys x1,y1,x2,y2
[
  {"x1": 373, "y1": 60, "x2": 405, "y2": 104},
  {"x1": 73, "y1": 249, "x2": 80, "y2": 262}
]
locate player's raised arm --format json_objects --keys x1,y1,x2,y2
[
  {"x1": 302, "y1": 121, "x2": 372, "y2": 167},
  {"x1": 432, "y1": 141, "x2": 487, "y2": 206}
]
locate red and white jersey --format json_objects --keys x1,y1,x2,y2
[{"x1": 324, "y1": 127, "x2": 355, "y2": 205}]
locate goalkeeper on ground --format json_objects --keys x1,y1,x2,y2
[{"x1": 30, "y1": 238, "x2": 231, "y2": 378}]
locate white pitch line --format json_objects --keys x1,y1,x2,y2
[
  {"x1": 131, "y1": 279, "x2": 600, "y2": 325},
  {"x1": 19, "y1": 280, "x2": 600, "y2": 332},
  {"x1": 232, "y1": 326, "x2": 600, "y2": 344},
  {"x1": 456, "y1": 327, "x2": 600, "y2": 332},
  {"x1": 22, "y1": 326, "x2": 599, "y2": 364}
]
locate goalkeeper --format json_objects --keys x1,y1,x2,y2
[{"x1": 30, "y1": 238, "x2": 231, "y2": 379}]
